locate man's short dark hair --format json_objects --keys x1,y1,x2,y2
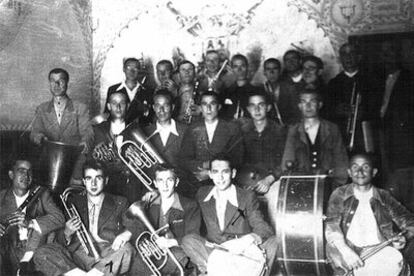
[
  {"x1": 231, "y1": 54, "x2": 248, "y2": 67},
  {"x1": 283, "y1": 50, "x2": 301, "y2": 61},
  {"x1": 153, "y1": 163, "x2": 178, "y2": 179},
  {"x1": 206, "y1": 50, "x2": 219, "y2": 57},
  {"x1": 178, "y1": 60, "x2": 195, "y2": 71},
  {"x1": 49, "y1": 68, "x2": 69, "y2": 83},
  {"x1": 349, "y1": 152, "x2": 378, "y2": 168},
  {"x1": 247, "y1": 90, "x2": 271, "y2": 105},
  {"x1": 298, "y1": 88, "x2": 323, "y2": 102},
  {"x1": 209, "y1": 153, "x2": 233, "y2": 170},
  {"x1": 200, "y1": 90, "x2": 220, "y2": 103},
  {"x1": 264, "y1": 58, "x2": 281, "y2": 69},
  {"x1": 83, "y1": 159, "x2": 107, "y2": 177},
  {"x1": 153, "y1": 89, "x2": 173, "y2": 105},
  {"x1": 108, "y1": 90, "x2": 128, "y2": 102},
  {"x1": 123, "y1": 57, "x2": 140, "y2": 68},
  {"x1": 302, "y1": 55, "x2": 324, "y2": 70},
  {"x1": 156, "y1": 60, "x2": 173, "y2": 70}
]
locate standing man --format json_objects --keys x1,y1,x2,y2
[
  {"x1": 198, "y1": 50, "x2": 225, "y2": 94},
  {"x1": 30, "y1": 68, "x2": 94, "y2": 184},
  {"x1": 155, "y1": 59, "x2": 178, "y2": 97},
  {"x1": 181, "y1": 155, "x2": 277, "y2": 275},
  {"x1": 105, "y1": 57, "x2": 153, "y2": 125},
  {"x1": 0, "y1": 157, "x2": 65, "y2": 275},
  {"x1": 221, "y1": 54, "x2": 263, "y2": 120},
  {"x1": 325, "y1": 43, "x2": 379, "y2": 152},
  {"x1": 325, "y1": 153, "x2": 414, "y2": 276},
  {"x1": 180, "y1": 91, "x2": 244, "y2": 182},
  {"x1": 281, "y1": 89, "x2": 348, "y2": 186},
  {"x1": 175, "y1": 60, "x2": 201, "y2": 124}
]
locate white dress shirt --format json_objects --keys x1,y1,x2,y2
[
  {"x1": 155, "y1": 119, "x2": 179, "y2": 146},
  {"x1": 116, "y1": 81, "x2": 142, "y2": 101},
  {"x1": 304, "y1": 121, "x2": 320, "y2": 145},
  {"x1": 88, "y1": 194, "x2": 107, "y2": 243},
  {"x1": 205, "y1": 120, "x2": 219, "y2": 143}
]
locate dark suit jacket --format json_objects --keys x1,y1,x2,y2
[
  {"x1": 197, "y1": 185, "x2": 273, "y2": 244},
  {"x1": 30, "y1": 98, "x2": 94, "y2": 147},
  {"x1": 144, "y1": 121, "x2": 187, "y2": 166},
  {"x1": 128, "y1": 194, "x2": 201, "y2": 244},
  {"x1": 105, "y1": 83, "x2": 154, "y2": 126},
  {"x1": 281, "y1": 119, "x2": 349, "y2": 184},
  {"x1": 59, "y1": 193, "x2": 132, "y2": 252},
  {"x1": 0, "y1": 186, "x2": 65, "y2": 248},
  {"x1": 380, "y1": 69, "x2": 414, "y2": 169},
  {"x1": 179, "y1": 119, "x2": 244, "y2": 173}
]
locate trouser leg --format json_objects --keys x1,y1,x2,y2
[
  {"x1": 33, "y1": 243, "x2": 77, "y2": 276},
  {"x1": 181, "y1": 234, "x2": 212, "y2": 274}
]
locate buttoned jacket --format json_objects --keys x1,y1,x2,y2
[{"x1": 30, "y1": 98, "x2": 93, "y2": 148}]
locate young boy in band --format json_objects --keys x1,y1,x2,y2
[{"x1": 129, "y1": 164, "x2": 200, "y2": 275}]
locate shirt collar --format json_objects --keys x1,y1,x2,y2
[
  {"x1": 343, "y1": 184, "x2": 385, "y2": 205},
  {"x1": 292, "y1": 73, "x2": 303, "y2": 83},
  {"x1": 116, "y1": 80, "x2": 142, "y2": 92},
  {"x1": 344, "y1": 70, "x2": 358, "y2": 78},
  {"x1": 155, "y1": 119, "x2": 179, "y2": 136},
  {"x1": 204, "y1": 184, "x2": 238, "y2": 207},
  {"x1": 153, "y1": 192, "x2": 184, "y2": 212}
]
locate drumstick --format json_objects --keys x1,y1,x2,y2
[{"x1": 205, "y1": 241, "x2": 263, "y2": 263}]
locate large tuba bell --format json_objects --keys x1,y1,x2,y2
[
  {"x1": 127, "y1": 201, "x2": 184, "y2": 276},
  {"x1": 117, "y1": 124, "x2": 166, "y2": 192},
  {"x1": 43, "y1": 140, "x2": 83, "y2": 194}
]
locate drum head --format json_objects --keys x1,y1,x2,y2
[{"x1": 207, "y1": 239, "x2": 266, "y2": 276}]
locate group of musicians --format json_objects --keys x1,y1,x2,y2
[{"x1": 1, "y1": 41, "x2": 414, "y2": 276}]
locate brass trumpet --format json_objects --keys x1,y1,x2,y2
[
  {"x1": 127, "y1": 201, "x2": 184, "y2": 276},
  {"x1": 60, "y1": 186, "x2": 101, "y2": 262}
]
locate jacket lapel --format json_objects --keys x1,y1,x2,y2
[
  {"x1": 200, "y1": 197, "x2": 220, "y2": 230},
  {"x1": 1, "y1": 189, "x2": 18, "y2": 217},
  {"x1": 222, "y1": 202, "x2": 239, "y2": 231},
  {"x1": 98, "y1": 194, "x2": 114, "y2": 229},
  {"x1": 58, "y1": 99, "x2": 75, "y2": 135}
]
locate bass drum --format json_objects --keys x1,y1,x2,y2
[
  {"x1": 275, "y1": 175, "x2": 331, "y2": 276},
  {"x1": 207, "y1": 239, "x2": 267, "y2": 276}
]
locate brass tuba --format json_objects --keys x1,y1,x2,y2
[
  {"x1": 117, "y1": 124, "x2": 166, "y2": 192},
  {"x1": 127, "y1": 201, "x2": 184, "y2": 276},
  {"x1": 60, "y1": 186, "x2": 101, "y2": 262}
]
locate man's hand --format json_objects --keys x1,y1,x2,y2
[
  {"x1": 111, "y1": 231, "x2": 132, "y2": 251},
  {"x1": 195, "y1": 167, "x2": 209, "y2": 181},
  {"x1": 227, "y1": 234, "x2": 262, "y2": 255},
  {"x1": 155, "y1": 236, "x2": 178, "y2": 250},
  {"x1": 32, "y1": 133, "x2": 47, "y2": 145},
  {"x1": 337, "y1": 243, "x2": 364, "y2": 271},
  {"x1": 7, "y1": 211, "x2": 28, "y2": 228},
  {"x1": 64, "y1": 217, "x2": 82, "y2": 238},
  {"x1": 392, "y1": 235, "x2": 406, "y2": 250},
  {"x1": 141, "y1": 191, "x2": 159, "y2": 203},
  {"x1": 254, "y1": 175, "x2": 275, "y2": 194},
  {"x1": 79, "y1": 141, "x2": 89, "y2": 154},
  {"x1": 0, "y1": 223, "x2": 6, "y2": 237}
]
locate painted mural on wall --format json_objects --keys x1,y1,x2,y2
[
  {"x1": 93, "y1": 0, "x2": 338, "y2": 111},
  {"x1": 0, "y1": 0, "x2": 93, "y2": 130}
]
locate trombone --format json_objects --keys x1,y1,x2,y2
[{"x1": 60, "y1": 186, "x2": 101, "y2": 262}]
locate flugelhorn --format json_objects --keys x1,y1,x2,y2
[
  {"x1": 117, "y1": 124, "x2": 166, "y2": 192},
  {"x1": 127, "y1": 201, "x2": 184, "y2": 276},
  {"x1": 60, "y1": 186, "x2": 101, "y2": 262}
]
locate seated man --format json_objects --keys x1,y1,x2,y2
[
  {"x1": 128, "y1": 164, "x2": 201, "y2": 275},
  {"x1": 93, "y1": 90, "x2": 145, "y2": 203},
  {"x1": 58, "y1": 160, "x2": 133, "y2": 276},
  {"x1": 179, "y1": 91, "x2": 244, "y2": 182},
  {"x1": 181, "y1": 155, "x2": 277, "y2": 275},
  {"x1": 281, "y1": 89, "x2": 348, "y2": 186},
  {"x1": 0, "y1": 157, "x2": 65, "y2": 275},
  {"x1": 241, "y1": 91, "x2": 286, "y2": 227},
  {"x1": 325, "y1": 153, "x2": 414, "y2": 276}
]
